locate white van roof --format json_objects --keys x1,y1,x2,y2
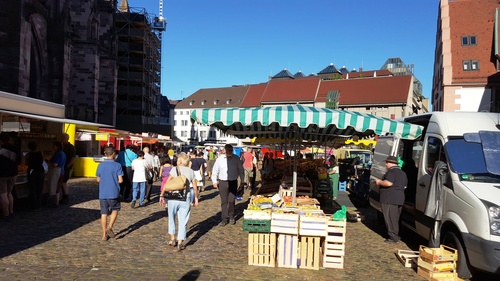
[{"x1": 404, "y1": 112, "x2": 500, "y2": 138}]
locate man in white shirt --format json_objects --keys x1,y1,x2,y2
[
  {"x1": 143, "y1": 147, "x2": 154, "y2": 203},
  {"x1": 211, "y1": 144, "x2": 245, "y2": 226}
]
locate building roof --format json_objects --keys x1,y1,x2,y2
[
  {"x1": 316, "y1": 75, "x2": 412, "y2": 106},
  {"x1": 342, "y1": 69, "x2": 393, "y2": 79},
  {"x1": 318, "y1": 63, "x2": 341, "y2": 75},
  {"x1": 260, "y1": 76, "x2": 321, "y2": 104},
  {"x1": 240, "y1": 83, "x2": 268, "y2": 107},
  {"x1": 272, "y1": 68, "x2": 294, "y2": 79},
  {"x1": 179, "y1": 74, "x2": 412, "y2": 109},
  {"x1": 294, "y1": 71, "x2": 306, "y2": 78},
  {"x1": 175, "y1": 86, "x2": 250, "y2": 109}
]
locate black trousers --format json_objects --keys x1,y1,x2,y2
[
  {"x1": 381, "y1": 203, "x2": 402, "y2": 242},
  {"x1": 218, "y1": 180, "x2": 238, "y2": 221},
  {"x1": 122, "y1": 166, "x2": 133, "y2": 200}
]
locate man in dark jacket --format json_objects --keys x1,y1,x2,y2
[
  {"x1": 375, "y1": 156, "x2": 407, "y2": 243},
  {"x1": 0, "y1": 133, "x2": 20, "y2": 220}
]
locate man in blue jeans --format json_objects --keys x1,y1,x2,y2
[{"x1": 211, "y1": 144, "x2": 245, "y2": 226}]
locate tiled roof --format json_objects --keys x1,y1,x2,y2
[
  {"x1": 260, "y1": 76, "x2": 321, "y2": 103},
  {"x1": 239, "y1": 83, "x2": 267, "y2": 107},
  {"x1": 177, "y1": 71, "x2": 412, "y2": 109},
  {"x1": 175, "y1": 85, "x2": 249, "y2": 109},
  {"x1": 316, "y1": 75, "x2": 412, "y2": 105}
]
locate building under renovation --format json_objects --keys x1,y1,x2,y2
[
  {"x1": 0, "y1": 0, "x2": 171, "y2": 135},
  {"x1": 115, "y1": 0, "x2": 169, "y2": 134}
]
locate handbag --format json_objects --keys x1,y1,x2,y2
[
  {"x1": 145, "y1": 168, "x2": 154, "y2": 183},
  {"x1": 163, "y1": 167, "x2": 189, "y2": 201},
  {"x1": 163, "y1": 166, "x2": 187, "y2": 191}
]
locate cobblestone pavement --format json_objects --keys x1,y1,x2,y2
[{"x1": 0, "y1": 177, "x2": 429, "y2": 281}]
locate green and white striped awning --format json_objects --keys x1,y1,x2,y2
[{"x1": 191, "y1": 105, "x2": 423, "y2": 141}]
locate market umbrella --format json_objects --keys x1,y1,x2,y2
[{"x1": 191, "y1": 105, "x2": 424, "y2": 204}]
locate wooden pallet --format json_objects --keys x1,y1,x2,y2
[
  {"x1": 396, "y1": 249, "x2": 419, "y2": 268},
  {"x1": 298, "y1": 236, "x2": 322, "y2": 270},
  {"x1": 248, "y1": 233, "x2": 277, "y2": 267},
  {"x1": 277, "y1": 234, "x2": 298, "y2": 268}
]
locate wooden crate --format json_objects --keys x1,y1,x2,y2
[
  {"x1": 277, "y1": 234, "x2": 298, "y2": 268},
  {"x1": 323, "y1": 219, "x2": 346, "y2": 269},
  {"x1": 279, "y1": 187, "x2": 293, "y2": 199},
  {"x1": 419, "y1": 245, "x2": 458, "y2": 263},
  {"x1": 299, "y1": 236, "x2": 322, "y2": 270},
  {"x1": 323, "y1": 242, "x2": 345, "y2": 269},
  {"x1": 299, "y1": 215, "x2": 328, "y2": 237},
  {"x1": 418, "y1": 257, "x2": 456, "y2": 273},
  {"x1": 248, "y1": 233, "x2": 277, "y2": 267},
  {"x1": 271, "y1": 213, "x2": 299, "y2": 235},
  {"x1": 243, "y1": 209, "x2": 272, "y2": 220},
  {"x1": 325, "y1": 219, "x2": 346, "y2": 244},
  {"x1": 396, "y1": 250, "x2": 419, "y2": 268},
  {"x1": 417, "y1": 267, "x2": 460, "y2": 281}
]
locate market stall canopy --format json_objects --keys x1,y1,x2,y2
[{"x1": 191, "y1": 105, "x2": 423, "y2": 141}]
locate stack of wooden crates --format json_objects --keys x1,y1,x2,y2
[
  {"x1": 244, "y1": 209, "x2": 275, "y2": 267},
  {"x1": 417, "y1": 245, "x2": 460, "y2": 281},
  {"x1": 244, "y1": 208, "x2": 347, "y2": 270}
]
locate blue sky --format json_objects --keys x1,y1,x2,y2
[{"x1": 129, "y1": 0, "x2": 439, "y2": 101}]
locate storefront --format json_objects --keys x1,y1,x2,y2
[{"x1": 0, "y1": 91, "x2": 112, "y2": 196}]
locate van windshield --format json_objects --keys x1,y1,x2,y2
[{"x1": 446, "y1": 135, "x2": 500, "y2": 183}]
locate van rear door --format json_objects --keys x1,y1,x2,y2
[{"x1": 369, "y1": 135, "x2": 401, "y2": 211}]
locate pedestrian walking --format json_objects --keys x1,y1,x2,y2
[
  {"x1": 375, "y1": 155, "x2": 407, "y2": 243},
  {"x1": 327, "y1": 155, "x2": 339, "y2": 200},
  {"x1": 123, "y1": 145, "x2": 137, "y2": 201},
  {"x1": 130, "y1": 150, "x2": 147, "y2": 208},
  {"x1": 159, "y1": 156, "x2": 173, "y2": 192},
  {"x1": 152, "y1": 151, "x2": 161, "y2": 181},
  {"x1": 0, "y1": 133, "x2": 20, "y2": 220},
  {"x1": 211, "y1": 144, "x2": 245, "y2": 226},
  {"x1": 159, "y1": 152, "x2": 198, "y2": 251},
  {"x1": 61, "y1": 133, "x2": 76, "y2": 204},
  {"x1": 26, "y1": 141, "x2": 45, "y2": 210},
  {"x1": 96, "y1": 146, "x2": 124, "y2": 241},
  {"x1": 241, "y1": 148, "x2": 256, "y2": 190},
  {"x1": 46, "y1": 141, "x2": 66, "y2": 208},
  {"x1": 189, "y1": 151, "x2": 206, "y2": 194},
  {"x1": 206, "y1": 146, "x2": 217, "y2": 178},
  {"x1": 143, "y1": 147, "x2": 154, "y2": 203}
]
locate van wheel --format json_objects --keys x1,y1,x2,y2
[{"x1": 442, "y1": 231, "x2": 472, "y2": 279}]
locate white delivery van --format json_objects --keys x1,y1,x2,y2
[{"x1": 369, "y1": 112, "x2": 500, "y2": 279}]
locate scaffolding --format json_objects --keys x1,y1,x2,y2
[{"x1": 115, "y1": 7, "x2": 163, "y2": 133}]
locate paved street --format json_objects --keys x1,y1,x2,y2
[{"x1": 0, "y1": 177, "x2": 427, "y2": 281}]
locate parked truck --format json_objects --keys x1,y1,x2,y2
[{"x1": 369, "y1": 112, "x2": 500, "y2": 279}]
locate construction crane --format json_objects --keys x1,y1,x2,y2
[{"x1": 153, "y1": 0, "x2": 166, "y2": 31}]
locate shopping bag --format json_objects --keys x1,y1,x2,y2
[{"x1": 163, "y1": 167, "x2": 188, "y2": 191}]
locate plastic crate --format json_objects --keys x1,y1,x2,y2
[{"x1": 243, "y1": 219, "x2": 271, "y2": 233}]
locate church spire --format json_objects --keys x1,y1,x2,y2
[{"x1": 118, "y1": 0, "x2": 129, "y2": 13}]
